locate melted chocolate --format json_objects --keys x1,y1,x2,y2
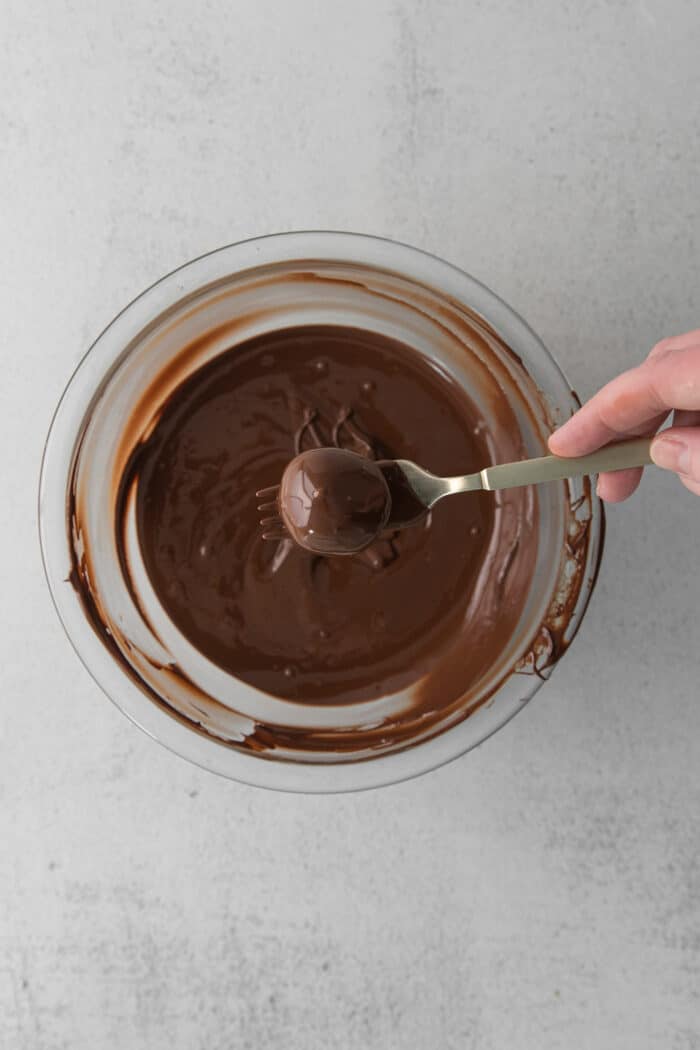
[{"x1": 121, "y1": 325, "x2": 512, "y2": 705}]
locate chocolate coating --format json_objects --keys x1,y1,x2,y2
[{"x1": 278, "y1": 448, "x2": 391, "y2": 555}]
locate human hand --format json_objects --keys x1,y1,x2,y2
[{"x1": 548, "y1": 329, "x2": 700, "y2": 500}]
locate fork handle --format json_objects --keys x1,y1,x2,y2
[{"x1": 480, "y1": 436, "x2": 654, "y2": 491}]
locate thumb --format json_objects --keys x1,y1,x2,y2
[{"x1": 650, "y1": 426, "x2": 700, "y2": 496}]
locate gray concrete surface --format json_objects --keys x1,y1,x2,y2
[{"x1": 2, "y1": 1, "x2": 700, "y2": 1046}]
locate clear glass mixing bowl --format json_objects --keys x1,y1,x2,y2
[{"x1": 39, "y1": 232, "x2": 603, "y2": 792}]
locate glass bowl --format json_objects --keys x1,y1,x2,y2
[{"x1": 39, "y1": 232, "x2": 603, "y2": 792}]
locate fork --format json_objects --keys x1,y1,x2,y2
[
  {"x1": 380, "y1": 434, "x2": 653, "y2": 509},
  {"x1": 257, "y1": 435, "x2": 653, "y2": 544}
]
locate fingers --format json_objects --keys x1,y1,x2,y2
[
  {"x1": 595, "y1": 407, "x2": 700, "y2": 501},
  {"x1": 549, "y1": 341, "x2": 700, "y2": 457},
  {"x1": 651, "y1": 425, "x2": 700, "y2": 496},
  {"x1": 596, "y1": 416, "x2": 700, "y2": 501},
  {"x1": 549, "y1": 334, "x2": 700, "y2": 503}
]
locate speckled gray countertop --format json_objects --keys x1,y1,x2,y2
[{"x1": 2, "y1": 1, "x2": 699, "y2": 1047}]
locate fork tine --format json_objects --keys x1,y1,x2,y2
[
  {"x1": 257, "y1": 500, "x2": 278, "y2": 513},
  {"x1": 262, "y1": 528, "x2": 289, "y2": 541},
  {"x1": 256, "y1": 485, "x2": 279, "y2": 499},
  {"x1": 259, "y1": 515, "x2": 283, "y2": 528}
]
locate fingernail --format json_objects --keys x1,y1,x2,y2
[{"x1": 651, "y1": 436, "x2": 690, "y2": 475}]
